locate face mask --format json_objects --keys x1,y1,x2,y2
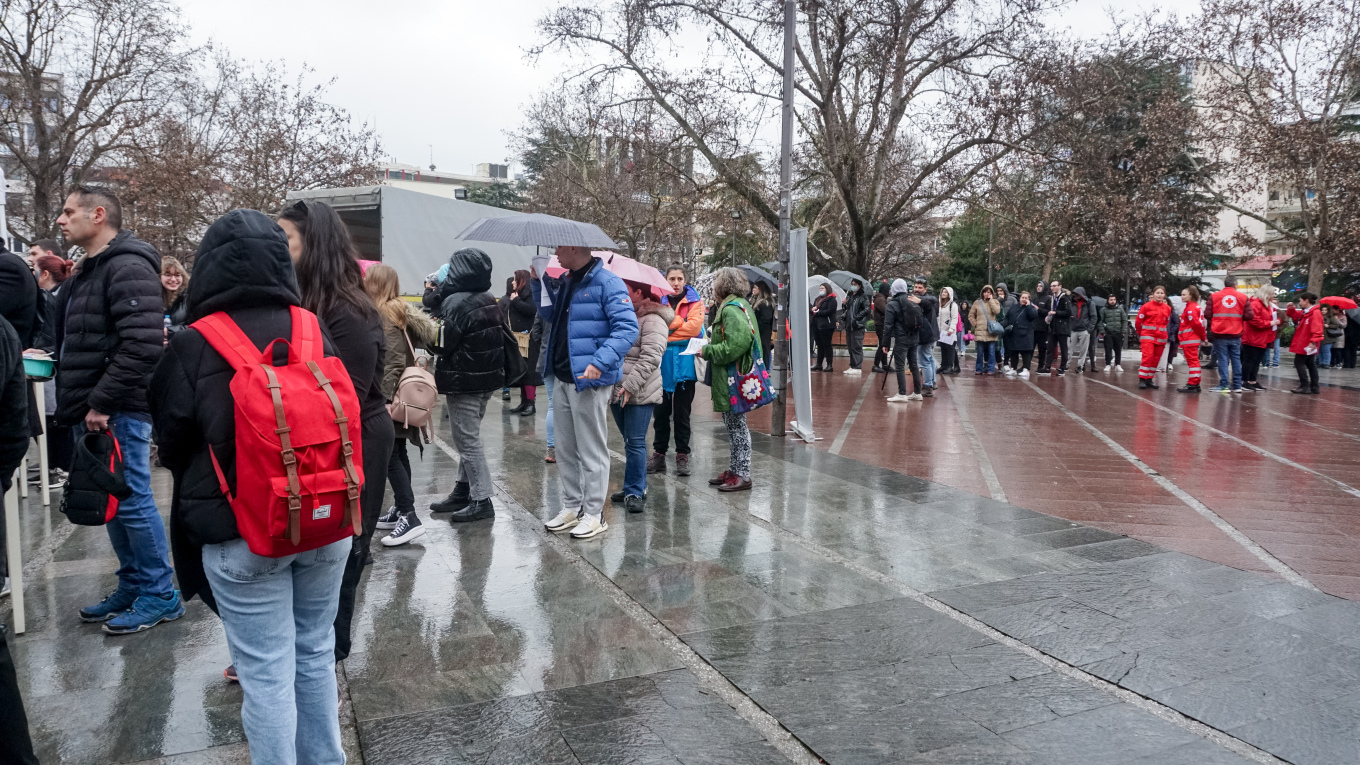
[{"x1": 850, "y1": 285, "x2": 859, "y2": 292}]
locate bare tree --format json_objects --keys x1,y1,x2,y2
[
  {"x1": 0, "y1": 0, "x2": 196, "y2": 238},
  {"x1": 535, "y1": 0, "x2": 1067, "y2": 279},
  {"x1": 1183, "y1": 0, "x2": 1360, "y2": 294}
]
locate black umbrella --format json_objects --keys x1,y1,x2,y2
[
  {"x1": 760, "y1": 261, "x2": 780, "y2": 273},
  {"x1": 455, "y1": 213, "x2": 619, "y2": 249},
  {"x1": 739, "y1": 264, "x2": 778, "y2": 292}
]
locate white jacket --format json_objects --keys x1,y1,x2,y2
[{"x1": 938, "y1": 288, "x2": 960, "y2": 343}]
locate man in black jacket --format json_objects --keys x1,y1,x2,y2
[
  {"x1": 840, "y1": 279, "x2": 870, "y2": 375},
  {"x1": 1032, "y1": 281, "x2": 1052, "y2": 372},
  {"x1": 55, "y1": 186, "x2": 180, "y2": 634},
  {"x1": 911, "y1": 278, "x2": 939, "y2": 396},
  {"x1": 1043, "y1": 279, "x2": 1072, "y2": 375},
  {"x1": 430, "y1": 248, "x2": 508, "y2": 522},
  {"x1": 881, "y1": 279, "x2": 924, "y2": 402}
]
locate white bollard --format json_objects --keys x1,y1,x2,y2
[{"x1": 4, "y1": 472, "x2": 23, "y2": 634}]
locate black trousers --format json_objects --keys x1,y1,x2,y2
[
  {"x1": 814, "y1": 325, "x2": 835, "y2": 369},
  {"x1": 1295, "y1": 354, "x2": 1319, "y2": 390},
  {"x1": 1103, "y1": 334, "x2": 1123, "y2": 366},
  {"x1": 939, "y1": 342, "x2": 957, "y2": 373},
  {"x1": 387, "y1": 436, "x2": 414, "y2": 515},
  {"x1": 1033, "y1": 331, "x2": 1049, "y2": 370},
  {"x1": 653, "y1": 380, "x2": 695, "y2": 455},
  {"x1": 334, "y1": 411, "x2": 396, "y2": 661},
  {"x1": 1343, "y1": 342, "x2": 1358, "y2": 369},
  {"x1": 1241, "y1": 344, "x2": 1267, "y2": 384},
  {"x1": 46, "y1": 416, "x2": 73, "y2": 471},
  {"x1": 874, "y1": 330, "x2": 889, "y2": 369},
  {"x1": 893, "y1": 343, "x2": 921, "y2": 395},
  {"x1": 1044, "y1": 334, "x2": 1069, "y2": 371},
  {"x1": 0, "y1": 625, "x2": 38, "y2": 765}
]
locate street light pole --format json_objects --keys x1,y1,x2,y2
[
  {"x1": 731, "y1": 210, "x2": 741, "y2": 267},
  {"x1": 770, "y1": 0, "x2": 795, "y2": 438}
]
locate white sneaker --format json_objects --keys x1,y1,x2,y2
[
  {"x1": 845, "y1": 368, "x2": 862, "y2": 376},
  {"x1": 887, "y1": 393, "x2": 911, "y2": 403},
  {"x1": 545, "y1": 508, "x2": 582, "y2": 532},
  {"x1": 1020, "y1": 369, "x2": 1030, "y2": 380},
  {"x1": 1104, "y1": 364, "x2": 1111, "y2": 372},
  {"x1": 570, "y1": 514, "x2": 608, "y2": 539},
  {"x1": 908, "y1": 393, "x2": 924, "y2": 401},
  {"x1": 1004, "y1": 368, "x2": 1017, "y2": 377},
  {"x1": 1116, "y1": 365, "x2": 1124, "y2": 372},
  {"x1": 1002, "y1": 364, "x2": 1012, "y2": 373}
]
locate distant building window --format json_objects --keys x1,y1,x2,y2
[{"x1": 1269, "y1": 190, "x2": 1279, "y2": 201}]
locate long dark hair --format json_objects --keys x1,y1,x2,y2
[{"x1": 279, "y1": 200, "x2": 374, "y2": 321}]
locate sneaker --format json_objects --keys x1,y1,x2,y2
[
  {"x1": 611, "y1": 490, "x2": 626, "y2": 504},
  {"x1": 1177, "y1": 384, "x2": 1200, "y2": 393},
  {"x1": 430, "y1": 482, "x2": 470, "y2": 513},
  {"x1": 675, "y1": 453, "x2": 691, "y2": 477},
  {"x1": 501, "y1": 389, "x2": 511, "y2": 401},
  {"x1": 545, "y1": 447, "x2": 556, "y2": 464},
  {"x1": 1004, "y1": 369, "x2": 1017, "y2": 377},
  {"x1": 887, "y1": 393, "x2": 911, "y2": 403},
  {"x1": 381, "y1": 512, "x2": 426, "y2": 546},
  {"x1": 1290, "y1": 386, "x2": 1311, "y2": 394},
  {"x1": 1019, "y1": 370, "x2": 1030, "y2": 380},
  {"x1": 647, "y1": 452, "x2": 667, "y2": 474},
  {"x1": 0, "y1": 577, "x2": 9, "y2": 598},
  {"x1": 907, "y1": 393, "x2": 924, "y2": 401},
  {"x1": 80, "y1": 589, "x2": 137, "y2": 622},
  {"x1": 103, "y1": 591, "x2": 185, "y2": 635},
  {"x1": 717, "y1": 475, "x2": 753, "y2": 492},
  {"x1": 708, "y1": 470, "x2": 733, "y2": 486},
  {"x1": 50, "y1": 467, "x2": 68, "y2": 485},
  {"x1": 570, "y1": 514, "x2": 608, "y2": 539},
  {"x1": 1212, "y1": 386, "x2": 1231, "y2": 394},
  {"x1": 449, "y1": 498, "x2": 495, "y2": 523},
  {"x1": 1116, "y1": 365, "x2": 1124, "y2": 372},
  {"x1": 1104, "y1": 364, "x2": 1112, "y2": 372},
  {"x1": 922, "y1": 388, "x2": 933, "y2": 397},
  {"x1": 376, "y1": 506, "x2": 401, "y2": 530},
  {"x1": 624, "y1": 495, "x2": 645, "y2": 514},
  {"x1": 224, "y1": 664, "x2": 239, "y2": 683},
  {"x1": 843, "y1": 368, "x2": 862, "y2": 376},
  {"x1": 545, "y1": 508, "x2": 582, "y2": 532},
  {"x1": 1230, "y1": 387, "x2": 1244, "y2": 394},
  {"x1": 1002, "y1": 364, "x2": 1012, "y2": 373}
]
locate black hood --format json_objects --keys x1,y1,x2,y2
[
  {"x1": 185, "y1": 210, "x2": 300, "y2": 323},
  {"x1": 80, "y1": 230, "x2": 161, "y2": 276},
  {"x1": 996, "y1": 282, "x2": 1009, "y2": 293},
  {"x1": 440, "y1": 248, "x2": 493, "y2": 297},
  {"x1": 1035, "y1": 281, "x2": 1048, "y2": 295},
  {"x1": 1073, "y1": 287, "x2": 1088, "y2": 301}
]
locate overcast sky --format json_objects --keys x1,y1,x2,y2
[{"x1": 175, "y1": 0, "x2": 1179, "y2": 178}]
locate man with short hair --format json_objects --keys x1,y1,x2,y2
[
  {"x1": 1068, "y1": 287, "x2": 1096, "y2": 373},
  {"x1": 911, "y1": 278, "x2": 939, "y2": 395},
  {"x1": 1098, "y1": 294, "x2": 1128, "y2": 371},
  {"x1": 29, "y1": 238, "x2": 63, "y2": 263},
  {"x1": 1205, "y1": 276, "x2": 1247, "y2": 392},
  {"x1": 55, "y1": 185, "x2": 181, "y2": 634},
  {"x1": 1043, "y1": 280, "x2": 1072, "y2": 375},
  {"x1": 534, "y1": 246, "x2": 639, "y2": 540}
]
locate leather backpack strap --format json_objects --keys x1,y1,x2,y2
[
  {"x1": 306, "y1": 361, "x2": 362, "y2": 536},
  {"x1": 260, "y1": 364, "x2": 303, "y2": 545},
  {"x1": 290, "y1": 306, "x2": 323, "y2": 362},
  {"x1": 193, "y1": 312, "x2": 264, "y2": 370}
]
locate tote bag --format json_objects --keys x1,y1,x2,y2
[{"x1": 724, "y1": 301, "x2": 775, "y2": 414}]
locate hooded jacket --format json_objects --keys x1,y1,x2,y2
[
  {"x1": 1003, "y1": 300, "x2": 1040, "y2": 352},
  {"x1": 531, "y1": 256, "x2": 639, "y2": 391},
  {"x1": 1071, "y1": 288, "x2": 1097, "y2": 333},
  {"x1": 435, "y1": 248, "x2": 508, "y2": 394},
  {"x1": 995, "y1": 283, "x2": 1018, "y2": 318},
  {"x1": 873, "y1": 282, "x2": 890, "y2": 332},
  {"x1": 381, "y1": 302, "x2": 440, "y2": 443},
  {"x1": 938, "y1": 288, "x2": 960, "y2": 343},
  {"x1": 1032, "y1": 282, "x2": 1052, "y2": 328},
  {"x1": 881, "y1": 280, "x2": 923, "y2": 346},
  {"x1": 915, "y1": 289, "x2": 940, "y2": 345},
  {"x1": 1048, "y1": 289, "x2": 1073, "y2": 336},
  {"x1": 969, "y1": 295, "x2": 1003, "y2": 342},
  {"x1": 0, "y1": 250, "x2": 38, "y2": 349},
  {"x1": 150, "y1": 209, "x2": 334, "y2": 608},
  {"x1": 615, "y1": 300, "x2": 673, "y2": 407},
  {"x1": 55, "y1": 230, "x2": 164, "y2": 425},
  {"x1": 0, "y1": 315, "x2": 26, "y2": 494}
]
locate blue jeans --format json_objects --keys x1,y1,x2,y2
[
  {"x1": 204, "y1": 537, "x2": 350, "y2": 765},
  {"x1": 610, "y1": 402, "x2": 654, "y2": 498},
  {"x1": 1212, "y1": 337, "x2": 1243, "y2": 389},
  {"x1": 107, "y1": 416, "x2": 174, "y2": 598},
  {"x1": 545, "y1": 375, "x2": 555, "y2": 449},
  {"x1": 1270, "y1": 338, "x2": 1281, "y2": 365},
  {"x1": 917, "y1": 344, "x2": 937, "y2": 387},
  {"x1": 1321, "y1": 343, "x2": 1333, "y2": 366},
  {"x1": 974, "y1": 341, "x2": 997, "y2": 373}
]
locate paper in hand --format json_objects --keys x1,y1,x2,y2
[{"x1": 680, "y1": 338, "x2": 709, "y2": 356}]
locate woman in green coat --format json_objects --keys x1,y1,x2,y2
[{"x1": 701, "y1": 267, "x2": 760, "y2": 492}]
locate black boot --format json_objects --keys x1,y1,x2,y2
[
  {"x1": 431, "y1": 482, "x2": 470, "y2": 513},
  {"x1": 518, "y1": 403, "x2": 536, "y2": 417},
  {"x1": 450, "y1": 497, "x2": 495, "y2": 523},
  {"x1": 1176, "y1": 384, "x2": 1200, "y2": 393},
  {"x1": 508, "y1": 399, "x2": 528, "y2": 414},
  {"x1": 1138, "y1": 378, "x2": 1149, "y2": 389},
  {"x1": 1290, "y1": 386, "x2": 1311, "y2": 394}
]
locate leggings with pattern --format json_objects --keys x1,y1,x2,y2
[{"x1": 722, "y1": 411, "x2": 752, "y2": 479}]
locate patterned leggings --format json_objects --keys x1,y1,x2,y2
[{"x1": 722, "y1": 411, "x2": 752, "y2": 479}]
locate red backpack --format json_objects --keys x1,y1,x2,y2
[{"x1": 192, "y1": 306, "x2": 364, "y2": 557}]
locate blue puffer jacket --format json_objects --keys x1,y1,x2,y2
[{"x1": 531, "y1": 258, "x2": 639, "y2": 391}]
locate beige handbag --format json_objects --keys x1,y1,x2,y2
[
  {"x1": 515, "y1": 330, "x2": 531, "y2": 358},
  {"x1": 389, "y1": 329, "x2": 438, "y2": 442}
]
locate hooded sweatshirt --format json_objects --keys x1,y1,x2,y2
[
  {"x1": 435, "y1": 248, "x2": 508, "y2": 394},
  {"x1": 938, "y1": 288, "x2": 960, "y2": 343}
]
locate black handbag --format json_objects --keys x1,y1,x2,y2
[
  {"x1": 60, "y1": 430, "x2": 132, "y2": 526},
  {"x1": 502, "y1": 325, "x2": 528, "y2": 386}
]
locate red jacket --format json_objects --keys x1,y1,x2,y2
[
  {"x1": 1178, "y1": 303, "x2": 1207, "y2": 345},
  {"x1": 1242, "y1": 297, "x2": 1276, "y2": 348},
  {"x1": 1135, "y1": 300, "x2": 1172, "y2": 343},
  {"x1": 1208, "y1": 288, "x2": 1247, "y2": 337},
  {"x1": 1287, "y1": 304, "x2": 1324, "y2": 355}
]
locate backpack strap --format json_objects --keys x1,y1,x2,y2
[
  {"x1": 305, "y1": 361, "x2": 363, "y2": 537},
  {"x1": 261, "y1": 364, "x2": 305, "y2": 545},
  {"x1": 290, "y1": 306, "x2": 323, "y2": 362},
  {"x1": 193, "y1": 312, "x2": 265, "y2": 370}
]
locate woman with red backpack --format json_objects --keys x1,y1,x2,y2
[{"x1": 151, "y1": 209, "x2": 363, "y2": 763}]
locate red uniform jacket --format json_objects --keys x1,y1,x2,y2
[
  {"x1": 1135, "y1": 300, "x2": 1172, "y2": 343},
  {"x1": 1287, "y1": 304, "x2": 1324, "y2": 355},
  {"x1": 1243, "y1": 297, "x2": 1276, "y2": 348},
  {"x1": 1178, "y1": 303, "x2": 1207, "y2": 345}
]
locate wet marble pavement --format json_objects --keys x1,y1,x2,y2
[{"x1": 6, "y1": 387, "x2": 1360, "y2": 763}]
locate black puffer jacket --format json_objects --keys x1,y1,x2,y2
[
  {"x1": 55, "y1": 231, "x2": 164, "y2": 425},
  {"x1": 0, "y1": 250, "x2": 38, "y2": 348},
  {"x1": 916, "y1": 292, "x2": 940, "y2": 345},
  {"x1": 881, "y1": 291, "x2": 923, "y2": 347},
  {"x1": 0, "y1": 315, "x2": 27, "y2": 493},
  {"x1": 435, "y1": 248, "x2": 507, "y2": 393},
  {"x1": 150, "y1": 209, "x2": 335, "y2": 608}
]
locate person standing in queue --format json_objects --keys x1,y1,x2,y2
[
  {"x1": 1241, "y1": 285, "x2": 1278, "y2": 391},
  {"x1": 536, "y1": 247, "x2": 639, "y2": 540},
  {"x1": 1003, "y1": 291, "x2": 1039, "y2": 379},
  {"x1": 277, "y1": 200, "x2": 394, "y2": 662},
  {"x1": 610, "y1": 282, "x2": 672, "y2": 513},
  {"x1": 1287, "y1": 293, "x2": 1324, "y2": 394},
  {"x1": 883, "y1": 279, "x2": 925, "y2": 402},
  {"x1": 1205, "y1": 275, "x2": 1247, "y2": 393},
  {"x1": 841, "y1": 278, "x2": 869, "y2": 376},
  {"x1": 1176, "y1": 286, "x2": 1207, "y2": 393},
  {"x1": 651, "y1": 265, "x2": 703, "y2": 477},
  {"x1": 506, "y1": 270, "x2": 541, "y2": 416},
  {"x1": 1099, "y1": 294, "x2": 1128, "y2": 372},
  {"x1": 701, "y1": 268, "x2": 761, "y2": 491},
  {"x1": 911, "y1": 278, "x2": 939, "y2": 395},
  {"x1": 750, "y1": 281, "x2": 775, "y2": 371},
  {"x1": 810, "y1": 284, "x2": 838, "y2": 372},
  {"x1": 937, "y1": 287, "x2": 960, "y2": 375},
  {"x1": 1031, "y1": 281, "x2": 1051, "y2": 372},
  {"x1": 968, "y1": 285, "x2": 1002, "y2": 375},
  {"x1": 872, "y1": 281, "x2": 891, "y2": 372},
  {"x1": 1136, "y1": 286, "x2": 1172, "y2": 390}
]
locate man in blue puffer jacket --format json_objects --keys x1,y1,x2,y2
[{"x1": 532, "y1": 246, "x2": 639, "y2": 540}]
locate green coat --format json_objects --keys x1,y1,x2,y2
[{"x1": 701, "y1": 296, "x2": 761, "y2": 413}]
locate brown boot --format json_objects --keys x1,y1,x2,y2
[
  {"x1": 675, "y1": 453, "x2": 691, "y2": 476},
  {"x1": 647, "y1": 452, "x2": 667, "y2": 474},
  {"x1": 717, "y1": 474, "x2": 753, "y2": 492}
]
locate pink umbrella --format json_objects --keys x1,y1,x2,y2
[
  {"x1": 545, "y1": 250, "x2": 673, "y2": 299},
  {"x1": 358, "y1": 259, "x2": 381, "y2": 275}
]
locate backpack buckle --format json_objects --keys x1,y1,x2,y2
[
  {"x1": 287, "y1": 494, "x2": 301, "y2": 511},
  {"x1": 281, "y1": 448, "x2": 297, "y2": 466}
]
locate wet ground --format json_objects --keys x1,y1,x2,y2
[{"x1": 5, "y1": 351, "x2": 1360, "y2": 764}]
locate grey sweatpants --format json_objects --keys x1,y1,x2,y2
[
  {"x1": 447, "y1": 392, "x2": 493, "y2": 501},
  {"x1": 554, "y1": 383, "x2": 612, "y2": 519},
  {"x1": 1070, "y1": 331, "x2": 1091, "y2": 372}
]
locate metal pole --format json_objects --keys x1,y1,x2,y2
[
  {"x1": 732, "y1": 228, "x2": 737, "y2": 268},
  {"x1": 770, "y1": 0, "x2": 795, "y2": 437},
  {"x1": 988, "y1": 215, "x2": 994, "y2": 286}
]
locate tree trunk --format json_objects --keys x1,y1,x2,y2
[
  {"x1": 1306, "y1": 249, "x2": 1325, "y2": 295},
  {"x1": 1040, "y1": 240, "x2": 1057, "y2": 282}
]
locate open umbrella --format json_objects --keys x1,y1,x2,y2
[
  {"x1": 807, "y1": 275, "x2": 845, "y2": 305},
  {"x1": 760, "y1": 261, "x2": 780, "y2": 273},
  {"x1": 545, "y1": 251, "x2": 672, "y2": 299},
  {"x1": 828, "y1": 270, "x2": 869, "y2": 292},
  {"x1": 739, "y1": 264, "x2": 778, "y2": 292},
  {"x1": 456, "y1": 213, "x2": 619, "y2": 249},
  {"x1": 1319, "y1": 296, "x2": 1358, "y2": 310}
]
